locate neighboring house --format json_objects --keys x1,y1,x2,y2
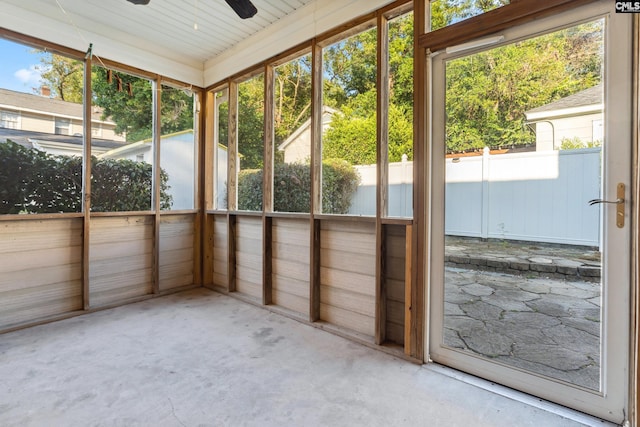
[
  {"x1": 0, "y1": 87, "x2": 125, "y2": 141},
  {"x1": 525, "y1": 84, "x2": 603, "y2": 151},
  {"x1": 99, "y1": 130, "x2": 228, "y2": 211},
  {"x1": 0, "y1": 127, "x2": 126, "y2": 156},
  {"x1": 277, "y1": 106, "x2": 337, "y2": 163}
]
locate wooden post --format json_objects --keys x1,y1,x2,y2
[
  {"x1": 152, "y1": 79, "x2": 162, "y2": 295},
  {"x1": 263, "y1": 65, "x2": 274, "y2": 305},
  {"x1": 410, "y1": 0, "x2": 427, "y2": 361},
  {"x1": 228, "y1": 81, "x2": 238, "y2": 212},
  {"x1": 228, "y1": 214, "x2": 237, "y2": 292},
  {"x1": 404, "y1": 224, "x2": 413, "y2": 355},
  {"x1": 82, "y1": 52, "x2": 93, "y2": 310},
  {"x1": 309, "y1": 40, "x2": 323, "y2": 322},
  {"x1": 375, "y1": 12, "x2": 390, "y2": 345},
  {"x1": 202, "y1": 90, "x2": 215, "y2": 286}
]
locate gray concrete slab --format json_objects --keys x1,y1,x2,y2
[{"x1": 0, "y1": 289, "x2": 610, "y2": 427}]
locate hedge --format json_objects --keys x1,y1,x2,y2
[
  {"x1": 238, "y1": 159, "x2": 360, "y2": 214},
  {"x1": 0, "y1": 140, "x2": 172, "y2": 214}
]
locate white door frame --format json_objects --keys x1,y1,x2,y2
[{"x1": 425, "y1": 2, "x2": 633, "y2": 423}]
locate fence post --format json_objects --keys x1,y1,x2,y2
[{"x1": 481, "y1": 146, "x2": 490, "y2": 239}]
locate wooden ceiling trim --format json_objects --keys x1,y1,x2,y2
[{"x1": 418, "y1": 0, "x2": 599, "y2": 53}]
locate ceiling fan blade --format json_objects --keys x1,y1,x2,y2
[
  {"x1": 225, "y1": 0, "x2": 258, "y2": 19},
  {"x1": 127, "y1": 0, "x2": 150, "y2": 4}
]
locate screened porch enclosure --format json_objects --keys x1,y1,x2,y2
[{"x1": 0, "y1": 0, "x2": 638, "y2": 425}]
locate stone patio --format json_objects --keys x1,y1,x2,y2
[{"x1": 443, "y1": 237, "x2": 601, "y2": 390}]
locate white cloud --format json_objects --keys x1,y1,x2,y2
[{"x1": 14, "y1": 65, "x2": 42, "y2": 85}]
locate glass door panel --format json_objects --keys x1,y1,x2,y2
[{"x1": 429, "y1": 3, "x2": 632, "y2": 423}]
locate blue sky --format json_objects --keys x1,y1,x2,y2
[{"x1": 0, "y1": 38, "x2": 48, "y2": 94}]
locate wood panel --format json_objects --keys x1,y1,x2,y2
[
  {"x1": 272, "y1": 218, "x2": 310, "y2": 315},
  {"x1": 0, "y1": 219, "x2": 83, "y2": 329},
  {"x1": 384, "y1": 224, "x2": 406, "y2": 345},
  {"x1": 235, "y1": 216, "x2": 263, "y2": 299},
  {"x1": 89, "y1": 216, "x2": 153, "y2": 307},
  {"x1": 159, "y1": 215, "x2": 195, "y2": 291},
  {"x1": 320, "y1": 220, "x2": 376, "y2": 337},
  {"x1": 212, "y1": 215, "x2": 229, "y2": 288}
]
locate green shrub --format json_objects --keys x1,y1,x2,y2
[
  {"x1": 237, "y1": 159, "x2": 360, "y2": 214},
  {"x1": 0, "y1": 139, "x2": 172, "y2": 214}
]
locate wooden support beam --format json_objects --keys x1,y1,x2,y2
[
  {"x1": 404, "y1": 224, "x2": 413, "y2": 356},
  {"x1": 410, "y1": 0, "x2": 427, "y2": 362},
  {"x1": 309, "y1": 39, "x2": 323, "y2": 322},
  {"x1": 82, "y1": 53, "x2": 92, "y2": 311},
  {"x1": 193, "y1": 88, "x2": 205, "y2": 286},
  {"x1": 228, "y1": 214, "x2": 237, "y2": 292},
  {"x1": 263, "y1": 65, "x2": 275, "y2": 214},
  {"x1": 263, "y1": 216, "x2": 273, "y2": 305},
  {"x1": 228, "y1": 81, "x2": 239, "y2": 212},
  {"x1": 152, "y1": 80, "x2": 162, "y2": 295},
  {"x1": 375, "y1": 12, "x2": 390, "y2": 345},
  {"x1": 310, "y1": 218, "x2": 321, "y2": 322}
]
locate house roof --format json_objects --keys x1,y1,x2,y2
[
  {"x1": 0, "y1": 127, "x2": 126, "y2": 150},
  {"x1": 525, "y1": 84, "x2": 602, "y2": 117},
  {"x1": 277, "y1": 106, "x2": 337, "y2": 151},
  {"x1": 0, "y1": 88, "x2": 112, "y2": 123}
]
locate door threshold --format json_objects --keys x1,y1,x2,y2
[{"x1": 423, "y1": 363, "x2": 620, "y2": 427}]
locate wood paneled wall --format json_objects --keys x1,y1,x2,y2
[
  {"x1": 212, "y1": 215, "x2": 229, "y2": 288},
  {"x1": 235, "y1": 216, "x2": 263, "y2": 300},
  {"x1": 89, "y1": 216, "x2": 154, "y2": 307},
  {"x1": 159, "y1": 215, "x2": 195, "y2": 291},
  {"x1": 206, "y1": 214, "x2": 413, "y2": 354},
  {"x1": 0, "y1": 219, "x2": 83, "y2": 329},
  {"x1": 384, "y1": 224, "x2": 406, "y2": 345},
  {"x1": 320, "y1": 220, "x2": 376, "y2": 337},
  {"x1": 272, "y1": 218, "x2": 310, "y2": 315},
  {"x1": 0, "y1": 212, "x2": 198, "y2": 331}
]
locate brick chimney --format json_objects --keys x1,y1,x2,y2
[{"x1": 40, "y1": 86, "x2": 51, "y2": 97}]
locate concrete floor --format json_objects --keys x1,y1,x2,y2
[{"x1": 0, "y1": 288, "x2": 614, "y2": 427}]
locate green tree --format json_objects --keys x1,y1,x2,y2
[
  {"x1": 274, "y1": 55, "x2": 313, "y2": 145},
  {"x1": 238, "y1": 74, "x2": 265, "y2": 169},
  {"x1": 37, "y1": 54, "x2": 84, "y2": 102},
  {"x1": 444, "y1": 21, "x2": 602, "y2": 152}
]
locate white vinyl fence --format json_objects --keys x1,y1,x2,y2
[{"x1": 350, "y1": 147, "x2": 601, "y2": 246}]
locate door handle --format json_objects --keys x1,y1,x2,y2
[{"x1": 588, "y1": 183, "x2": 625, "y2": 228}]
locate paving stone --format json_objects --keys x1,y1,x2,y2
[
  {"x1": 556, "y1": 265, "x2": 578, "y2": 276},
  {"x1": 485, "y1": 322, "x2": 556, "y2": 346},
  {"x1": 587, "y1": 296, "x2": 601, "y2": 307},
  {"x1": 525, "y1": 298, "x2": 570, "y2": 317},
  {"x1": 529, "y1": 257, "x2": 552, "y2": 264},
  {"x1": 517, "y1": 282, "x2": 550, "y2": 294},
  {"x1": 547, "y1": 285, "x2": 599, "y2": 299},
  {"x1": 577, "y1": 265, "x2": 600, "y2": 278},
  {"x1": 542, "y1": 324, "x2": 599, "y2": 354},
  {"x1": 460, "y1": 300, "x2": 504, "y2": 321},
  {"x1": 570, "y1": 307, "x2": 601, "y2": 322},
  {"x1": 560, "y1": 316, "x2": 600, "y2": 337},
  {"x1": 486, "y1": 259, "x2": 510, "y2": 269},
  {"x1": 530, "y1": 263, "x2": 557, "y2": 273},
  {"x1": 460, "y1": 328, "x2": 513, "y2": 358},
  {"x1": 444, "y1": 302, "x2": 465, "y2": 316},
  {"x1": 460, "y1": 283, "x2": 494, "y2": 297},
  {"x1": 444, "y1": 286, "x2": 478, "y2": 305},
  {"x1": 509, "y1": 260, "x2": 530, "y2": 271},
  {"x1": 513, "y1": 344, "x2": 593, "y2": 371},
  {"x1": 500, "y1": 311, "x2": 561, "y2": 329},
  {"x1": 443, "y1": 327, "x2": 466, "y2": 349},
  {"x1": 492, "y1": 288, "x2": 539, "y2": 302}
]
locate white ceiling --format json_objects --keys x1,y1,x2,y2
[{"x1": 1, "y1": 0, "x2": 395, "y2": 87}]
